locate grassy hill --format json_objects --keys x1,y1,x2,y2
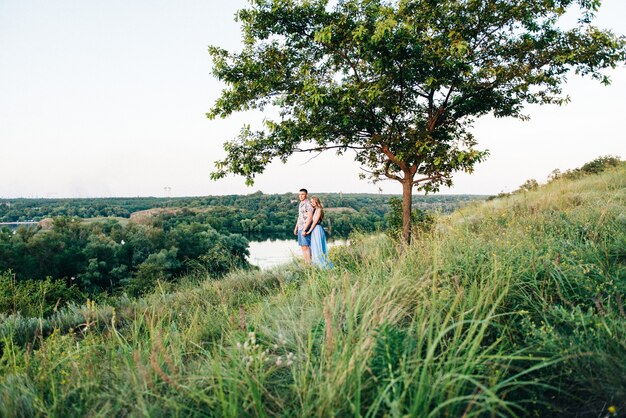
[{"x1": 0, "y1": 163, "x2": 624, "y2": 417}]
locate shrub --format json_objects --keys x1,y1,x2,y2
[
  {"x1": 385, "y1": 197, "x2": 435, "y2": 239},
  {"x1": 0, "y1": 271, "x2": 83, "y2": 317},
  {"x1": 517, "y1": 178, "x2": 539, "y2": 192},
  {"x1": 557, "y1": 155, "x2": 623, "y2": 181},
  {"x1": 579, "y1": 155, "x2": 621, "y2": 175}
]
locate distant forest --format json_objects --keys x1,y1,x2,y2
[{"x1": 0, "y1": 193, "x2": 484, "y2": 234}]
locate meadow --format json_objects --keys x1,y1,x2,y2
[{"x1": 0, "y1": 162, "x2": 624, "y2": 417}]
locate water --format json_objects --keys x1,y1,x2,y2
[
  {"x1": 247, "y1": 238, "x2": 347, "y2": 270},
  {"x1": 0, "y1": 222, "x2": 38, "y2": 231}
]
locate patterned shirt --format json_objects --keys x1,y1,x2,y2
[{"x1": 297, "y1": 199, "x2": 313, "y2": 230}]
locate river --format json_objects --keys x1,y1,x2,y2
[
  {"x1": 0, "y1": 221, "x2": 38, "y2": 228},
  {"x1": 247, "y1": 238, "x2": 347, "y2": 269}
]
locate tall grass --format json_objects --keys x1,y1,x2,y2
[{"x1": 0, "y1": 163, "x2": 624, "y2": 417}]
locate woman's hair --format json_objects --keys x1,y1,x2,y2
[{"x1": 310, "y1": 196, "x2": 324, "y2": 219}]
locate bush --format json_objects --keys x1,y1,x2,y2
[
  {"x1": 0, "y1": 271, "x2": 83, "y2": 317},
  {"x1": 517, "y1": 178, "x2": 539, "y2": 192},
  {"x1": 579, "y1": 155, "x2": 621, "y2": 174},
  {"x1": 556, "y1": 155, "x2": 623, "y2": 181},
  {"x1": 385, "y1": 197, "x2": 435, "y2": 239}
]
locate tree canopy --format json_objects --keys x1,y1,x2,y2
[{"x1": 208, "y1": 0, "x2": 626, "y2": 243}]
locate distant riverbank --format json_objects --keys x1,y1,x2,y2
[{"x1": 0, "y1": 221, "x2": 38, "y2": 230}]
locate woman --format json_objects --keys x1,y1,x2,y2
[{"x1": 304, "y1": 196, "x2": 333, "y2": 269}]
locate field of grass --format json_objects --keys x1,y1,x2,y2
[{"x1": 0, "y1": 163, "x2": 624, "y2": 417}]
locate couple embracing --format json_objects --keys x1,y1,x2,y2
[{"x1": 293, "y1": 188, "x2": 333, "y2": 269}]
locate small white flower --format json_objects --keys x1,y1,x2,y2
[
  {"x1": 236, "y1": 342, "x2": 242, "y2": 350},
  {"x1": 276, "y1": 356, "x2": 283, "y2": 366}
]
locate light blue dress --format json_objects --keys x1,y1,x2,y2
[{"x1": 310, "y1": 210, "x2": 333, "y2": 269}]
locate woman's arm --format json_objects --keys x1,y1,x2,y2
[{"x1": 305, "y1": 210, "x2": 321, "y2": 234}]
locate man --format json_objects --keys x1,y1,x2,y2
[{"x1": 293, "y1": 188, "x2": 313, "y2": 264}]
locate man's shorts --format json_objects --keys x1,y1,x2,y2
[{"x1": 297, "y1": 229, "x2": 311, "y2": 247}]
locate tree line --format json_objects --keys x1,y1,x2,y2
[{"x1": 0, "y1": 193, "x2": 482, "y2": 232}]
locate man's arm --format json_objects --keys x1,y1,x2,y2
[{"x1": 302, "y1": 206, "x2": 314, "y2": 235}]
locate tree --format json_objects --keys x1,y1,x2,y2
[{"x1": 208, "y1": 0, "x2": 625, "y2": 244}]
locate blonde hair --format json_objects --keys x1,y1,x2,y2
[{"x1": 310, "y1": 196, "x2": 324, "y2": 219}]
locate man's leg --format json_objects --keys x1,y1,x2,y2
[
  {"x1": 297, "y1": 228, "x2": 312, "y2": 264},
  {"x1": 301, "y1": 245, "x2": 311, "y2": 264}
]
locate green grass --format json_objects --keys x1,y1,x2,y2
[{"x1": 0, "y1": 163, "x2": 624, "y2": 417}]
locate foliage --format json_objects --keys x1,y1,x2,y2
[
  {"x1": 0, "y1": 216, "x2": 251, "y2": 304},
  {"x1": 208, "y1": 0, "x2": 626, "y2": 243},
  {"x1": 385, "y1": 196, "x2": 434, "y2": 238},
  {"x1": 517, "y1": 178, "x2": 539, "y2": 192},
  {"x1": 558, "y1": 154, "x2": 623, "y2": 181},
  {"x1": 0, "y1": 271, "x2": 83, "y2": 318}
]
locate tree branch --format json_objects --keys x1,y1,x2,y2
[
  {"x1": 412, "y1": 174, "x2": 444, "y2": 186},
  {"x1": 294, "y1": 144, "x2": 373, "y2": 152},
  {"x1": 300, "y1": 151, "x2": 324, "y2": 165},
  {"x1": 380, "y1": 144, "x2": 408, "y2": 172},
  {"x1": 360, "y1": 166, "x2": 402, "y2": 182},
  {"x1": 383, "y1": 164, "x2": 403, "y2": 181}
]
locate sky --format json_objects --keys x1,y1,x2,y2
[{"x1": 1, "y1": 0, "x2": 625, "y2": 199}]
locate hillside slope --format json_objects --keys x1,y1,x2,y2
[{"x1": 0, "y1": 163, "x2": 624, "y2": 417}]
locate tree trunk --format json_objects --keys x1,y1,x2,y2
[{"x1": 401, "y1": 178, "x2": 413, "y2": 245}]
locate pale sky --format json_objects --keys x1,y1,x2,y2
[{"x1": 1, "y1": 0, "x2": 624, "y2": 198}]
